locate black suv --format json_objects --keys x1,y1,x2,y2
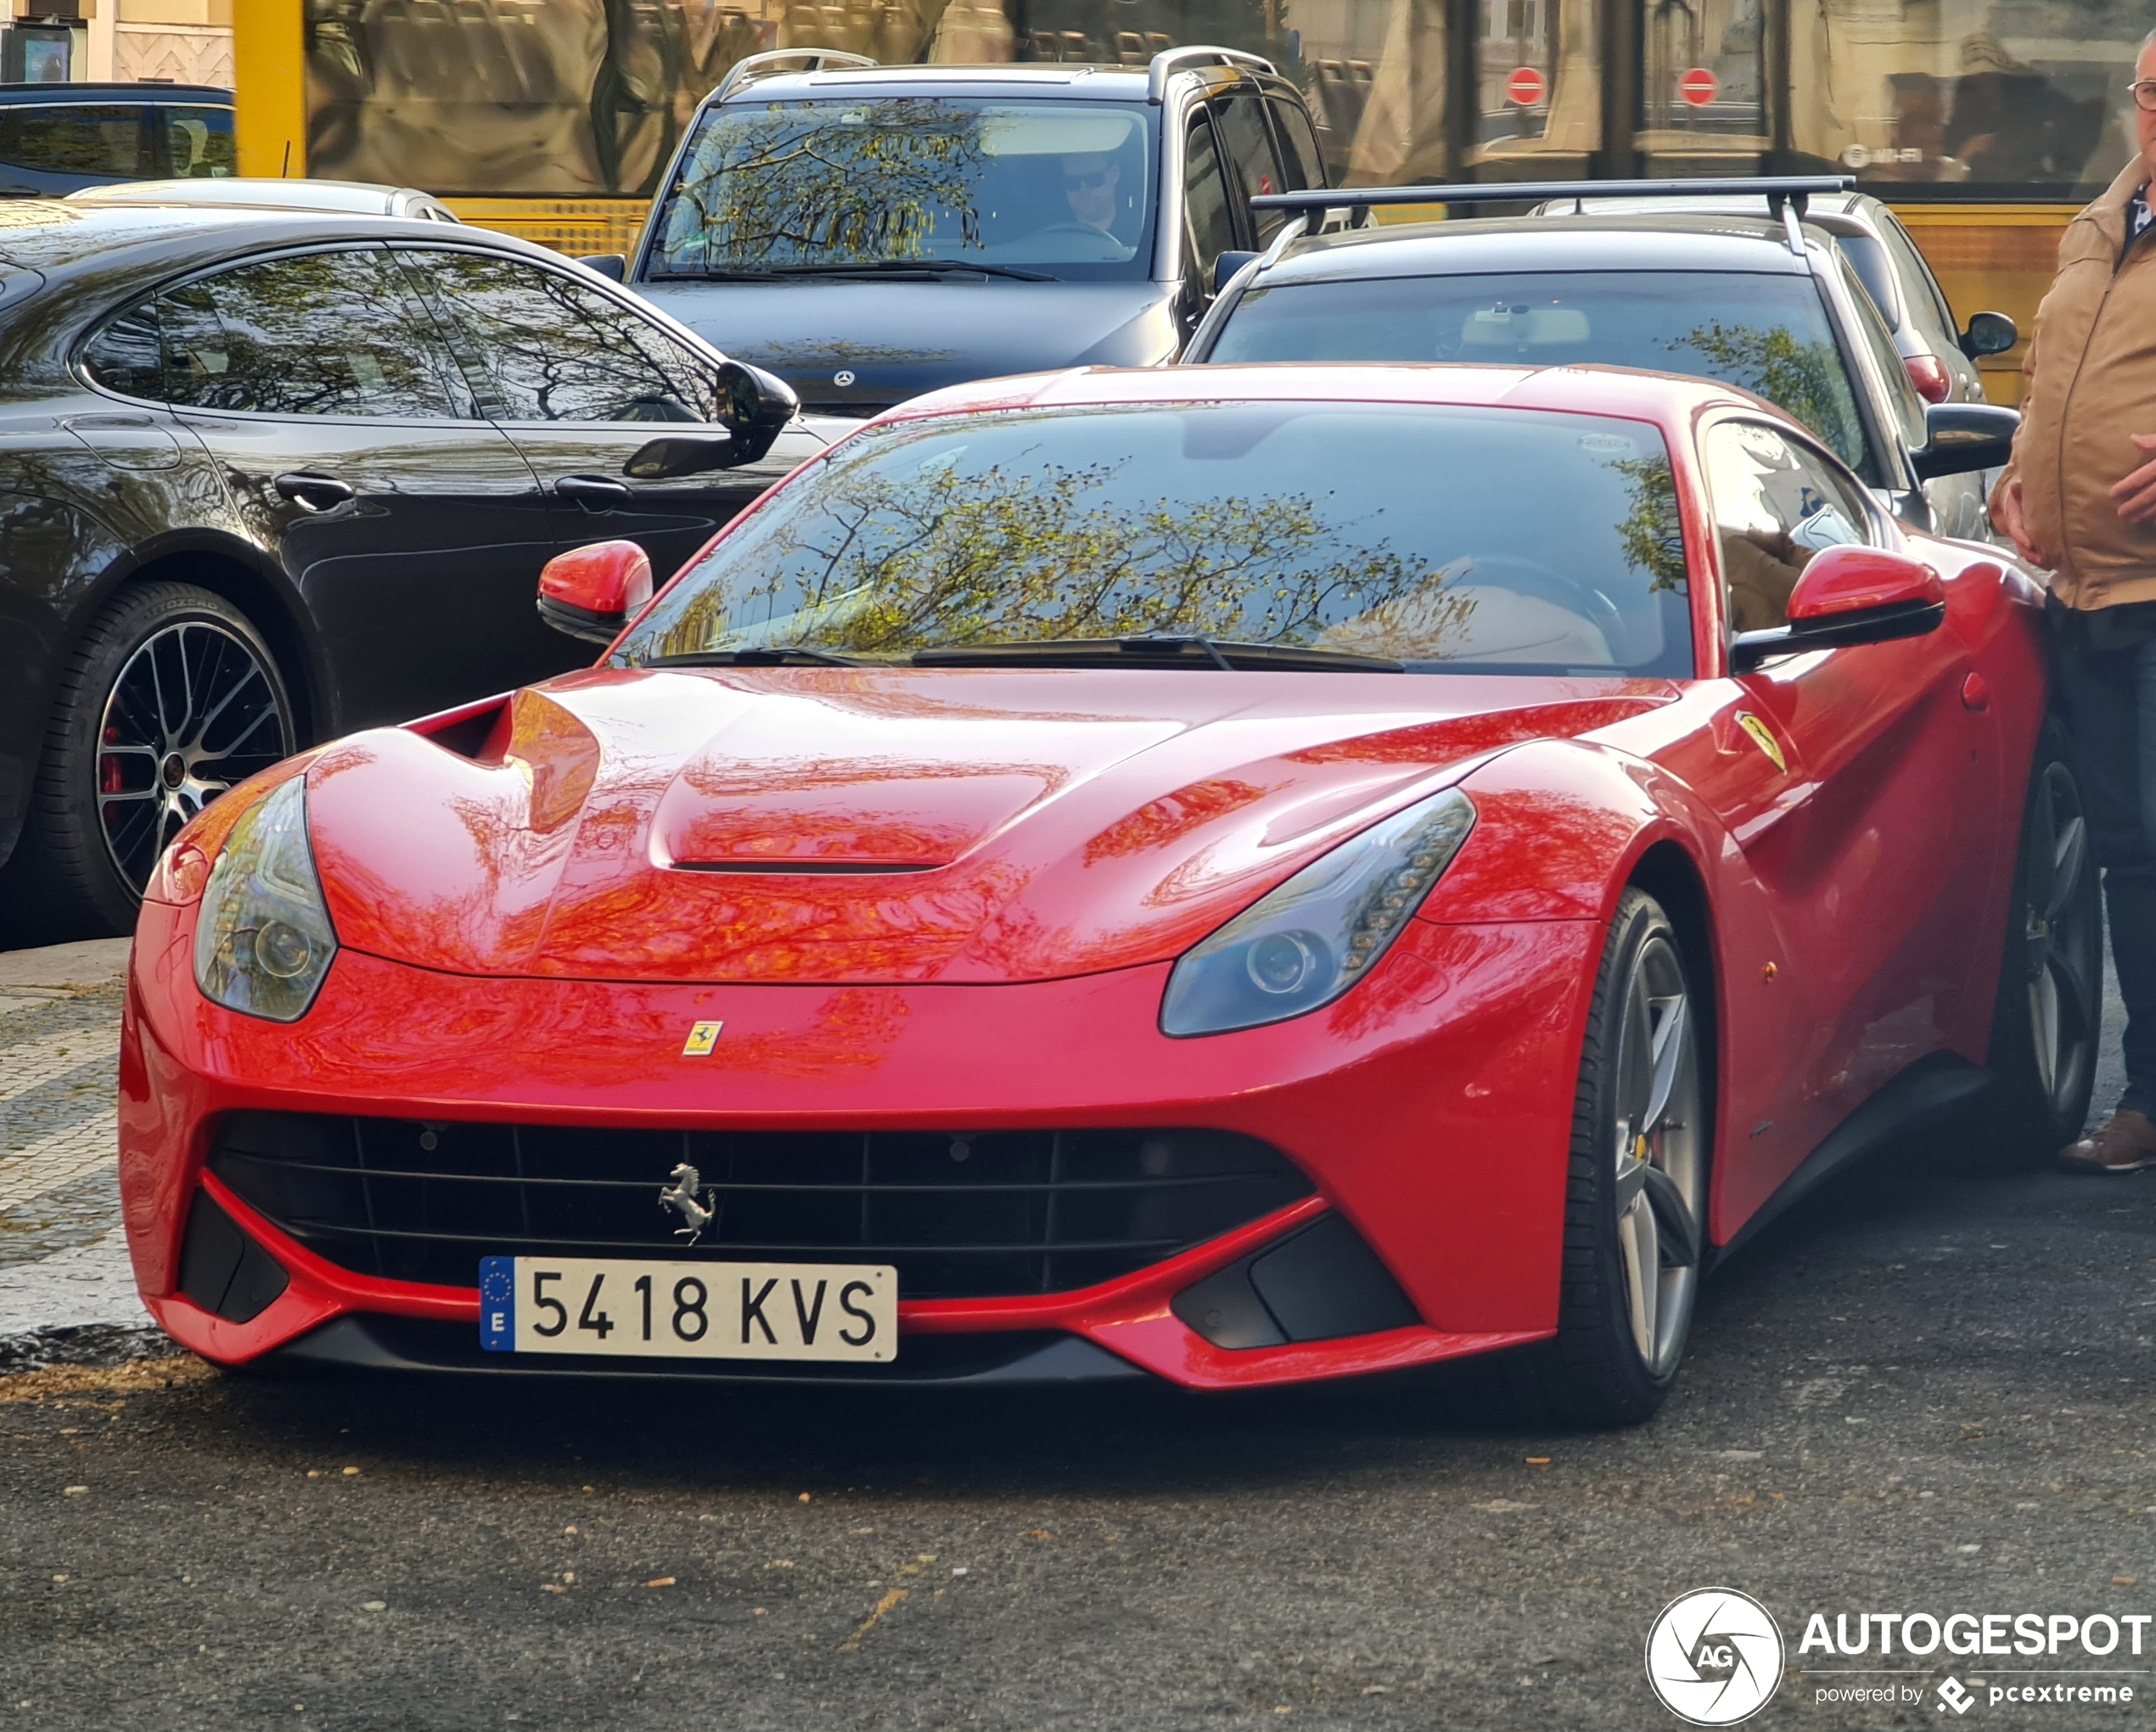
[
  {"x1": 1185, "y1": 178, "x2": 2019, "y2": 545},
  {"x1": 605, "y1": 45, "x2": 1328, "y2": 416},
  {"x1": 0, "y1": 82, "x2": 234, "y2": 196}
]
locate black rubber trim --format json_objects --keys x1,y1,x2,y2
[
  {"x1": 270, "y1": 1316, "x2": 1150, "y2": 1387},
  {"x1": 1171, "y1": 1212, "x2": 1419, "y2": 1348},
  {"x1": 177, "y1": 1190, "x2": 289, "y2": 1325}
]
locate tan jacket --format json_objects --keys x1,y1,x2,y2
[{"x1": 1993, "y1": 158, "x2": 2156, "y2": 608}]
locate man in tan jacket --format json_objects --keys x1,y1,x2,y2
[{"x1": 1995, "y1": 28, "x2": 2156, "y2": 1171}]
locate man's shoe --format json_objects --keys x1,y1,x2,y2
[{"x1": 2058, "y1": 1109, "x2": 2156, "y2": 1174}]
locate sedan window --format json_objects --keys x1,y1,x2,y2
[
  {"x1": 154, "y1": 248, "x2": 474, "y2": 419},
  {"x1": 1703, "y1": 419, "x2": 1872, "y2": 633},
  {"x1": 1205, "y1": 268, "x2": 1875, "y2": 478},
  {"x1": 399, "y1": 249, "x2": 712, "y2": 424},
  {"x1": 615, "y1": 401, "x2": 1693, "y2": 678}
]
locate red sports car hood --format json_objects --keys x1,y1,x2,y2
[{"x1": 304, "y1": 667, "x2": 1671, "y2": 984}]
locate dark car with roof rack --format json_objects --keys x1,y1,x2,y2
[
  {"x1": 595, "y1": 44, "x2": 1330, "y2": 417},
  {"x1": 0, "y1": 81, "x2": 235, "y2": 196},
  {"x1": 1183, "y1": 177, "x2": 2020, "y2": 546}
]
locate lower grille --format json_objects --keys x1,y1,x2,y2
[{"x1": 209, "y1": 1113, "x2": 1315, "y2": 1300}]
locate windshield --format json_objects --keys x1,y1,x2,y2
[
  {"x1": 614, "y1": 401, "x2": 1693, "y2": 678},
  {"x1": 1205, "y1": 270, "x2": 1875, "y2": 479},
  {"x1": 651, "y1": 98, "x2": 1156, "y2": 283}
]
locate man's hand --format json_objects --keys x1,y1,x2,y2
[
  {"x1": 1996, "y1": 474, "x2": 2047, "y2": 564},
  {"x1": 2113, "y1": 433, "x2": 2156, "y2": 527}
]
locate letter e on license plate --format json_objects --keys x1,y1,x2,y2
[{"x1": 479, "y1": 1257, "x2": 896, "y2": 1362}]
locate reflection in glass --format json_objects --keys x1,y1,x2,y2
[
  {"x1": 616, "y1": 402, "x2": 1693, "y2": 675},
  {"x1": 653, "y1": 99, "x2": 1155, "y2": 278},
  {"x1": 1205, "y1": 268, "x2": 1872, "y2": 473}
]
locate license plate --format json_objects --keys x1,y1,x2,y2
[{"x1": 478, "y1": 1256, "x2": 896, "y2": 1362}]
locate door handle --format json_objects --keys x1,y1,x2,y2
[
  {"x1": 556, "y1": 474, "x2": 634, "y2": 508},
  {"x1": 273, "y1": 472, "x2": 357, "y2": 513}
]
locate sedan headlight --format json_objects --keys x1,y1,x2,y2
[
  {"x1": 192, "y1": 777, "x2": 338, "y2": 1022},
  {"x1": 1160, "y1": 789, "x2": 1476, "y2": 1037}
]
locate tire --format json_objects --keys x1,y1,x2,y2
[
  {"x1": 1986, "y1": 715, "x2": 2102, "y2": 1155},
  {"x1": 1471, "y1": 888, "x2": 1709, "y2": 1427},
  {"x1": 27, "y1": 581, "x2": 294, "y2": 935}
]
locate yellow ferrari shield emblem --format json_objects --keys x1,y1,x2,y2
[
  {"x1": 1735, "y1": 712, "x2": 1787, "y2": 773},
  {"x1": 682, "y1": 1020, "x2": 724, "y2": 1057}
]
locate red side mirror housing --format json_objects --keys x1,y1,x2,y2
[
  {"x1": 1732, "y1": 545, "x2": 1946, "y2": 672},
  {"x1": 1785, "y1": 544, "x2": 1946, "y2": 622},
  {"x1": 537, "y1": 540, "x2": 654, "y2": 645}
]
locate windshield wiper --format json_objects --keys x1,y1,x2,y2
[
  {"x1": 911, "y1": 636, "x2": 1405, "y2": 672},
  {"x1": 645, "y1": 266, "x2": 792, "y2": 283},
  {"x1": 750, "y1": 260, "x2": 1058, "y2": 283},
  {"x1": 643, "y1": 646, "x2": 869, "y2": 668}
]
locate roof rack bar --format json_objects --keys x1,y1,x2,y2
[
  {"x1": 715, "y1": 48, "x2": 878, "y2": 103},
  {"x1": 1249, "y1": 174, "x2": 1855, "y2": 212},
  {"x1": 1147, "y1": 44, "x2": 1276, "y2": 103}
]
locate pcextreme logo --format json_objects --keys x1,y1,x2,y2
[{"x1": 1646, "y1": 1587, "x2": 1785, "y2": 1725}]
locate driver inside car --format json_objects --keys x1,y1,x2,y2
[{"x1": 1060, "y1": 151, "x2": 1121, "y2": 235}]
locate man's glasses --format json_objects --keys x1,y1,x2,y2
[
  {"x1": 2133, "y1": 78, "x2": 2156, "y2": 112},
  {"x1": 1064, "y1": 169, "x2": 1114, "y2": 191}
]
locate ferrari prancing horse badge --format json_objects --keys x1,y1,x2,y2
[
  {"x1": 682, "y1": 1020, "x2": 723, "y2": 1057},
  {"x1": 1734, "y1": 712, "x2": 1787, "y2": 773}
]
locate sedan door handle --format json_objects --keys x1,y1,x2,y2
[
  {"x1": 556, "y1": 474, "x2": 634, "y2": 508},
  {"x1": 273, "y1": 472, "x2": 357, "y2": 513}
]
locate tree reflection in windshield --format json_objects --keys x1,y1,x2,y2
[{"x1": 620, "y1": 403, "x2": 1697, "y2": 677}]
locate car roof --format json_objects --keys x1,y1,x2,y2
[
  {"x1": 65, "y1": 178, "x2": 447, "y2": 217},
  {"x1": 0, "y1": 201, "x2": 542, "y2": 279},
  {"x1": 719, "y1": 63, "x2": 1192, "y2": 104},
  {"x1": 888, "y1": 359, "x2": 1759, "y2": 430},
  {"x1": 0, "y1": 81, "x2": 229, "y2": 104},
  {"x1": 1259, "y1": 213, "x2": 1819, "y2": 285}
]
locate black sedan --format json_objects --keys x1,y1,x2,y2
[{"x1": 0, "y1": 203, "x2": 824, "y2": 933}]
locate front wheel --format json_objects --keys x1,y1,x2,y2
[
  {"x1": 1477, "y1": 888, "x2": 1709, "y2": 1427},
  {"x1": 1987, "y1": 715, "x2": 2102, "y2": 1154}
]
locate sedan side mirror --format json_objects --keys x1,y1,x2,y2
[
  {"x1": 1911, "y1": 401, "x2": 2019, "y2": 480},
  {"x1": 712, "y1": 359, "x2": 798, "y2": 467},
  {"x1": 1212, "y1": 249, "x2": 1260, "y2": 296},
  {"x1": 1959, "y1": 310, "x2": 2017, "y2": 359},
  {"x1": 537, "y1": 538, "x2": 653, "y2": 644},
  {"x1": 1729, "y1": 545, "x2": 1946, "y2": 671}
]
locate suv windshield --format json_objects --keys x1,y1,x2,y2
[
  {"x1": 1204, "y1": 269, "x2": 1875, "y2": 479},
  {"x1": 614, "y1": 401, "x2": 1693, "y2": 678},
  {"x1": 651, "y1": 98, "x2": 1157, "y2": 283}
]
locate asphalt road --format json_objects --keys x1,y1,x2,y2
[{"x1": 2, "y1": 962, "x2": 2153, "y2": 1732}]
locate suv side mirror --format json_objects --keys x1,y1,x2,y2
[
  {"x1": 1912, "y1": 401, "x2": 2019, "y2": 479},
  {"x1": 1959, "y1": 310, "x2": 2017, "y2": 359},
  {"x1": 538, "y1": 539, "x2": 653, "y2": 643},
  {"x1": 579, "y1": 253, "x2": 628, "y2": 283},
  {"x1": 712, "y1": 359, "x2": 797, "y2": 466},
  {"x1": 1212, "y1": 249, "x2": 1260, "y2": 296},
  {"x1": 1730, "y1": 545, "x2": 1946, "y2": 671}
]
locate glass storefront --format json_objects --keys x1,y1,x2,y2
[{"x1": 301, "y1": 0, "x2": 2156, "y2": 200}]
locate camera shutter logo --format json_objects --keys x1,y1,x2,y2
[{"x1": 1644, "y1": 1587, "x2": 1784, "y2": 1725}]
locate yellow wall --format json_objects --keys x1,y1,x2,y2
[
  {"x1": 445, "y1": 199, "x2": 652, "y2": 259},
  {"x1": 232, "y1": 0, "x2": 305, "y2": 179},
  {"x1": 1892, "y1": 205, "x2": 2073, "y2": 409}
]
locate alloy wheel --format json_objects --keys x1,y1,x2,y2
[
  {"x1": 95, "y1": 619, "x2": 291, "y2": 893},
  {"x1": 1610, "y1": 932, "x2": 1704, "y2": 1380},
  {"x1": 2022, "y1": 760, "x2": 2100, "y2": 1118}
]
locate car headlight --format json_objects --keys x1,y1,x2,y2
[
  {"x1": 192, "y1": 777, "x2": 338, "y2": 1023},
  {"x1": 1160, "y1": 789, "x2": 1476, "y2": 1038}
]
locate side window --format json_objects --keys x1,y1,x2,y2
[
  {"x1": 1838, "y1": 251, "x2": 1929, "y2": 456},
  {"x1": 160, "y1": 105, "x2": 237, "y2": 179},
  {"x1": 82, "y1": 298, "x2": 164, "y2": 399},
  {"x1": 399, "y1": 249, "x2": 711, "y2": 424},
  {"x1": 0, "y1": 104, "x2": 149, "y2": 177},
  {"x1": 156, "y1": 248, "x2": 474, "y2": 418},
  {"x1": 1703, "y1": 420, "x2": 1872, "y2": 634},
  {"x1": 1182, "y1": 113, "x2": 1239, "y2": 290},
  {"x1": 1878, "y1": 212, "x2": 1964, "y2": 360},
  {"x1": 1267, "y1": 98, "x2": 1328, "y2": 192},
  {"x1": 1210, "y1": 93, "x2": 1288, "y2": 244}
]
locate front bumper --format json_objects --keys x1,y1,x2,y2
[{"x1": 121, "y1": 895, "x2": 1600, "y2": 1389}]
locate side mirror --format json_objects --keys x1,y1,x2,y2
[
  {"x1": 1730, "y1": 545, "x2": 1946, "y2": 671},
  {"x1": 1212, "y1": 249, "x2": 1260, "y2": 296},
  {"x1": 579, "y1": 253, "x2": 628, "y2": 283},
  {"x1": 624, "y1": 432, "x2": 736, "y2": 479},
  {"x1": 1912, "y1": 401, "x2": 2018, "y2": 479},
  {"x1": 537, "y1": 538, "x2": 653, "y2": 644},
  {"x1": 712, "y1": 359, "x2": 797, "y2": 466},
  {"x1": 1959, "y1": 310, "x2": 2017, "y2": 359}
]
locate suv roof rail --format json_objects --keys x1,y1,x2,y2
[
  {"x1": 1147, "y1": 45, "x2": 1275, "y2": 103},
  {"x1": 715, "y1": 48, "x2": 879, "y2": 104}
]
